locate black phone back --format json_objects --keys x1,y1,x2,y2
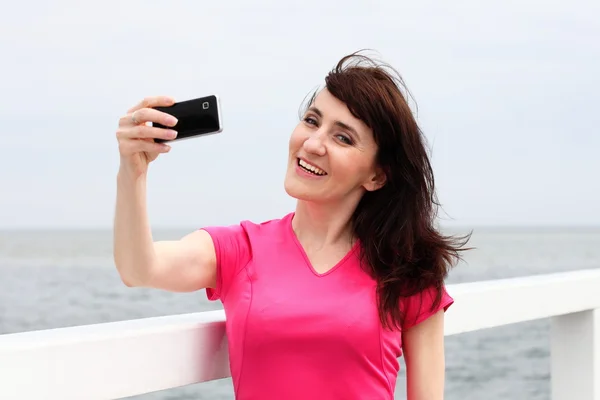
[{"x1": 153, "y1": 95, "x2": 222, "y2": 143}]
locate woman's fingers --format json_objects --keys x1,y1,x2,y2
[
  {"x1": 118, "y1": 137, "x2": 171, "y2": 157},
  {"x1": 127, "y1": 96, "x2": 175, "y2": 114},
  {"x1": 116, "y1": 95, "x2": 178, "y2": 166},
  {"x1": 119, "y1": 107, "x2": 178, "y2": 128},
  {"x1": 116, "y1": 125, "x2": 178, "y2": 141}
]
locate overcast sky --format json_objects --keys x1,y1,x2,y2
[{"x1": 0, "y1": 0, "x2": 598, "y2": 229}]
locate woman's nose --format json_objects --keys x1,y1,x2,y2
[{"x1": 302, "y1": 130, "x2": 327, "y2": 156}]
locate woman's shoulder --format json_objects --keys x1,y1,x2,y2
[
  {"x1": 238, "y1": 211, "x2": 294, "y2": 235},
  {"x1": 205, "y1": 211, "x2": 294, "y2": 244}
]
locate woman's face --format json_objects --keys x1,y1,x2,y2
[{"x1": 284, "y1": 88, "x2": 385, "y2": 204}]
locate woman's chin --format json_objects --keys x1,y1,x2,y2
[
  {"x1": 284, "y1": 179, "x2": 306, "y2": 200},
  {"x1": 284, "y1": 176, "x2": 321, "y2": 202}
]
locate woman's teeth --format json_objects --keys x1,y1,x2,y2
[{"x1": 298, "y1": 159, "x2": 326, "y2": 176}]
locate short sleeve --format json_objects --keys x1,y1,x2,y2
[
  {"x1": 201, "y1": 223, "x2": 252, "y2": 302},
  {"x1": 401, "y1": 284, "x2": 454, "y2": 330}
]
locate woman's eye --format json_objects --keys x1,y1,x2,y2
[
  {"x1": 336, "y1": 134, "x2": 353, "y2": 145},
  {"x1": 303, "y1": 117, "x2": 318, "y2": 125}
]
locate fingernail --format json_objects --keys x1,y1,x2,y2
[
  {"x1": 168, "y1": 116, "x2": 178, "y2": 125},
  {"x1": 168, "y1": 130, "x2": 178, "y2": 138}
]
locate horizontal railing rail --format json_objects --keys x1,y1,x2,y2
[{"x1": 1, "y1": 268, "x2": 599, "y2": 400}]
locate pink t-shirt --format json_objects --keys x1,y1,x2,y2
[{"x1": 203, "y1": 212, "x2": 453, "y2": 400}]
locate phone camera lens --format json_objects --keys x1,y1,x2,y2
[{"x1": 202, "y1": 102, "x2": 209, "y2": 110}]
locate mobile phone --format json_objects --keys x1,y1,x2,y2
[{"x1": 152, "y1": 95, "x2": 223, "y2": 143}]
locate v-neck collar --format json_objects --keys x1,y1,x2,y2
[{"x1": 286, "y1": 212, "x2": 360, "y2": 277}]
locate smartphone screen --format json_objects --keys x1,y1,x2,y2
[{"x1": 152, "y1": 95, "x2": 222, "y2": 142}]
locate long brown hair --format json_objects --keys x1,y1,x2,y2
[{"x1": 302, "y1": 51, "x2": 472, "y2": 330}]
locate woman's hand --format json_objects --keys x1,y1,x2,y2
[{"x1": 116, "y1": 96, "x2": 179, "y2": 177}]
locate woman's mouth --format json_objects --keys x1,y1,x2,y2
[{"x1": 297, "y1": 158, "x2": 327, "y2": 176}]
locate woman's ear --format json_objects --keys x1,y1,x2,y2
[{"x1": 364, "y1": 167, "x2": 387, "y2": 192}]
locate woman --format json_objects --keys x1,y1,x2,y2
[{"x1": 113, "y1": 52, "x2": 470, "y2": 400}]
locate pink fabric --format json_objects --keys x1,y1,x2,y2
[{"x1": 203, "y1": 212, "x2": 453, "y2": 400}]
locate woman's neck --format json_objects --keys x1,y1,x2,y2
[{"x1": 291, "y1": 199, "x2": 357, "y2": 251}]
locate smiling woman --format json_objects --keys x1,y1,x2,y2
[
  {"x1": 113, "y1": 50, "x2": 472, "y2": 400},
  {"x1": 285, "y1": 88, "x2": 383, "y2": 204}
]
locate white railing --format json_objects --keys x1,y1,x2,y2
[{"x1": 1, "y1": 269, "x2": 599, "y2": 400}]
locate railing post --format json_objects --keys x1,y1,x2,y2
[{"x1": 551, "y1": 309, "x2": 600, "y2": 400}]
